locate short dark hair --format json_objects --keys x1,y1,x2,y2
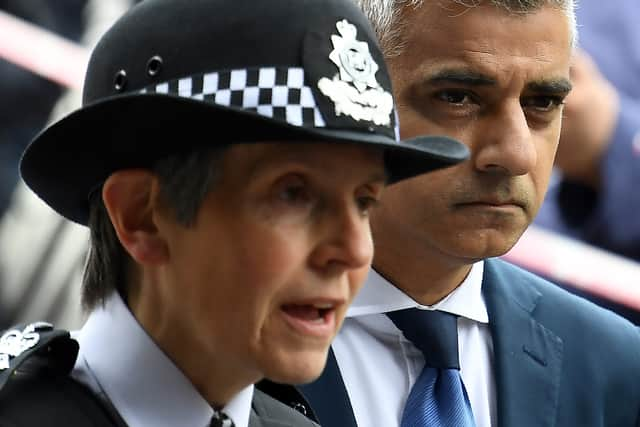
[{"x1": 81, "y1": 147, "x2": 227, "y2": 311}]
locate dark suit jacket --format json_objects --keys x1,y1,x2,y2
[{"x1": 299, "y1": 258, "x2": 640, "y2": 426}]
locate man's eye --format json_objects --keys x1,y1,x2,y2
[
  {"x1": 435, "y1": 90, "x2": 471, "y2": 105},
  {"x1": 522, "y1": 96, "x2": 564, "y2": 112}
]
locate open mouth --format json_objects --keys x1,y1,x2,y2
[{"x1": 281, "y1": 303, "x2": 337, "y2": 337}]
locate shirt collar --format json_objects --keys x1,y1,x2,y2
[
  {"x1": 347, "y1": 261, "x2": 488, "y2": 324},
  {"x1": 75, "y1": 292, "x2": 254, "y2": 427}
]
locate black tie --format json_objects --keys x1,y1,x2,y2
[
  {"x1": 386, "y1": 308, "x2": 476, "y2": 426},
  {"x1": 209, "y1": 409, "x2": 235, "y2": 427}
]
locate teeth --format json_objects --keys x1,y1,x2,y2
[{"x1": 313, "y1": 303, "x2": 334, "y2": 309}]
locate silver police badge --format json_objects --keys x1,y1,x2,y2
[
  {"x1": 318, "y1": 19, "x2": 393, "y2": 126},
  {"x1": 0, "y1": 322, "x2": 53, "y2": 370}
]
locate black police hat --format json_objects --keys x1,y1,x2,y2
[{"x1": 20, "y1": 0, "x2": 469, "y2": 225}]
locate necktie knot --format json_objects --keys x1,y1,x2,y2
[
  {"x1": 386, "y1": 308, "x2": 476, "y2": 427},
  {"x1": 209, "y1": 409, "x2": 234, "y2": 427},
  {"x1": 386, "y1": 308, "x2": 460, "y2": 369}
]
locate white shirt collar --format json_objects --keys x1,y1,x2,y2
[
  {"x1": 347, "y1": 261, "x2": 488, "y2": 324},
  {"x1": 74, "y1": 292, "x2": 254, "y2": 427}
]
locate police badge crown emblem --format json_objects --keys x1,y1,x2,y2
[{"x1": 318, "y1": 19, "x2": 394, "y2": 127}]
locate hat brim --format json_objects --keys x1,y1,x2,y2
[{"x1": 21, "y1": 93, "x2": 468, "y2": 225}]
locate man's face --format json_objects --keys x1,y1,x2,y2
[
  {"x1": 373, "y1": 2, "x2": 572, "y2": 265},
  {"x1": 156, "y1": 142, "x2": 385, "y2": 387}
]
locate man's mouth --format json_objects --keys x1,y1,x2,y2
[{"x1": 456, "y1": 198, "x2": 525, "y2": 210}]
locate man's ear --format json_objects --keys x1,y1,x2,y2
[{"x1": 102, "y1": 170, "x2": 169, "y2": 265}]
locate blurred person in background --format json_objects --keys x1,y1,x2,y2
[
  {"x1": 0, "y1": 0, "x2": 85, "y2": 216},
  {"x1": 535, "y1": 1, "x2": 640, "y2": 261},
  {"x1": 0, "y1": 0, "x2": 135, "y2": 330}
]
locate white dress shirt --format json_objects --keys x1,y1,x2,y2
[
  {"x1": 71, "y1": 292, "x2": 254, "y2": 427},
  {"x1": 332, "y1": 261, "x2": 497, "y2": 427}
]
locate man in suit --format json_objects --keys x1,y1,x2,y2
[
  {"x1": 299, "y1": 1, "x2": 640, "y2": 426},
  {"x1": 0, "y1": 0, "x2": 468, "y2": 425}
]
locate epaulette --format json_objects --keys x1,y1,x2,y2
[
  {"x1": 0, "y1": 322, "x2": 78, "y2": 391},
  {"x1": 0, "y1": 323, "x2": 125, "y2": 426}
]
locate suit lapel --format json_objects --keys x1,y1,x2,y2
[
  {"x1": 249, "y1": 388, "x2": 315, "y2": 427},
  {"x1": 482, "y1": 259, "x2": 563, "y2": 427},
  {"x1": 298, "y1": 348, "x2": 358, "y2": 427},
  {"x1": 248, "y1": 412, "x2": 293, "y2": 427}
]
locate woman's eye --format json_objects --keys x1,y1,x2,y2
[
  {"x1": 279, "y1": 184, "x2": 309, "y2": 204},
  {"x1": 273, "y1": 175, "x2": 312, "y2": 207}
]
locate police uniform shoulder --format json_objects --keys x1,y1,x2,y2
[
  {"x1": 0, "y1": 322, "x2": 78, "y2": 392},
  {"x1": 0, "y1": 323, "x2": 125, "y2": 426}
]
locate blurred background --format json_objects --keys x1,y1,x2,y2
[
  {"x1": 0, "y1": 0, "x2": 138, "y2": 328},
  {"x1": 0, "y1": 0, "x2": 639, "y2": 330}
]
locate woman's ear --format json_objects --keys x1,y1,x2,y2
[{"x1": 102, "y1": 170, "x2": 169, "y2": 265}]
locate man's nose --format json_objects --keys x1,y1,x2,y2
[{"x1": 474, "y1": 103, "x2": 537, "y2": 176}]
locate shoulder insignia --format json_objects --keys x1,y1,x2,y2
[
  {"x1": 0, "y1": 322, "x2": 79, "y2": 390},
  {"x1": 0, "y1": 322, "x2": 52, "y2": 370}
]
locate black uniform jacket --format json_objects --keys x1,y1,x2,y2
[{"x1": 0, "y1": 325, "x2": 318, "y2": 427}]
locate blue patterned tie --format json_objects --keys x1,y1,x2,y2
[{"x1": 387, "y1": 308, "x2": 476, "y2": 427}]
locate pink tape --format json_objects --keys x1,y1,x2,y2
[
  {"x1": 502, "y1": 225, "x2": 640, "y2": 311},
  {"x1": 0, "y1": 10, "x2": 88, "y2": 89}
]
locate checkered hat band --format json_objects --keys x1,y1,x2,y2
[{"x1": 141, "y1": 67, "x2": 326, "y2": 128}]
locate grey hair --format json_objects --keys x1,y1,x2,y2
[{"x1": 353, "y1": 0, "x2": 577, "y2": 57}]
